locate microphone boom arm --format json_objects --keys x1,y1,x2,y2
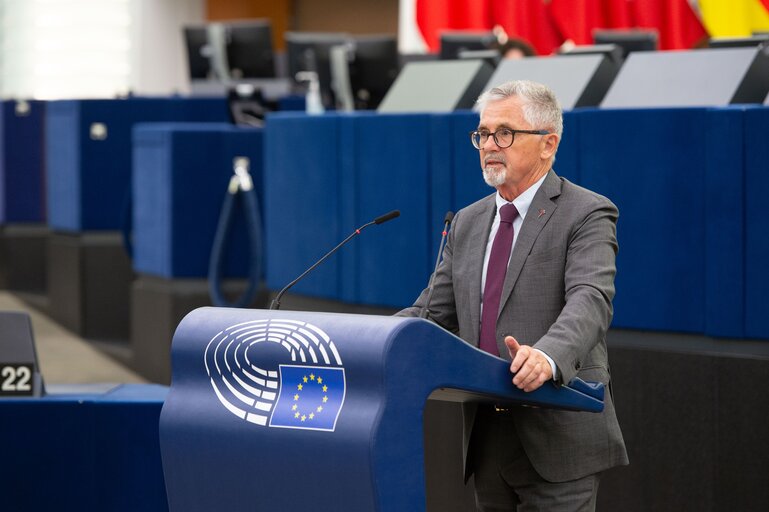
[{"x1": 269, "y1": 210, "x2": 400, "y2": 310}]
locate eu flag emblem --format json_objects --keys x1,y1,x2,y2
[{"x1": 270, "y1": 365, "x2": 346, "y2": 432}]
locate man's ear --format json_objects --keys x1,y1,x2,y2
[{"x1": 541, "y1": 133, "x2": 559, "y2": 160}]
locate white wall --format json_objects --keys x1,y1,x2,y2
[
  {"x1": 0, "y1": 0, "x2": 204, "y2": 99},
  {"x1": 129, "y1": 0, "x2": 204, "y2": 96}
]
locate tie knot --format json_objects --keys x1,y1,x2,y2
[{"x1": 499, "y1": 203, "x2": 518, "y2": 224}]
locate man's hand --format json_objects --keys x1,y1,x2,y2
[{"x1": 505, "y1": 336, "x2": 553, "y2": 392}]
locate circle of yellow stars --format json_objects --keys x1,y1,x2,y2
[{"x1": 291, "y1": 372, "x2": 329, "y2": 423}]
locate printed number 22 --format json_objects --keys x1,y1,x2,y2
[{"x1": 1, "y1": 365, "x2": 32, "y2": 392}]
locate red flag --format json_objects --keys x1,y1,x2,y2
[
  {"x1": 549, "y1": 0, "x2": 606, "y2": 45},
  {"x1": 416, "y1": 0, "x2": 492, "y2": 52},
  {"x1": 601, "y1": 0, "x2": 634, "y2": 28},
  {"x1": 631, "y1": 0, "x2": 708, "y2": 50},
  {"x1": 490, "y1": 0, "x2": 563, "y2": 55}
]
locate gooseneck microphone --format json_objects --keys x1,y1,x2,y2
[
  {"x1": 269, "y1": 210, "x2": 401, "y2": 310},
  {"x1": 419, "y1": 211, "x2": 454, "y2": 319}
]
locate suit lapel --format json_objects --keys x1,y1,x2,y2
[
  {"x1": 498, "y1": 171, "x2": 562, "y2": 317},
  {"x1": 466, "y1": 197, "x2": 497, "y2": 346}
]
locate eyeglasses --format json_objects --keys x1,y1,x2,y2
[{"x1": 469, "y1": 128, "x2": 550, "y2": 149}]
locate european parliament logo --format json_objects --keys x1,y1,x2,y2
[{"x1": 203, "y1": 319, "x2": 346, "y2": 432}]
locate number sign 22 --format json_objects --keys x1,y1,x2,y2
[{"x1": 1, "y1": 364, "x2": 34, "y2": 396}]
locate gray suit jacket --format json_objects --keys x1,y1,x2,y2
[{"x1": 399, "y1": 170, "x2": 628, "y2": 483}]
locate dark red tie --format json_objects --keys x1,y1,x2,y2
[{"x1": 479, "y1": 203, "x2": 518, "y2": 355}]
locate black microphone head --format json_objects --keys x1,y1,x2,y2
[
  {"x1": 444, "y1": 211, "x2": 455, "y2": 224},
  {"x1": 374, "y1": 210, "x2": 400, "y2": 225}
]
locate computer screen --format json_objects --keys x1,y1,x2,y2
[
  {"x1": 440, "y1": 32, "x2": 496, "y2": 60},
  {"x1": 593, "y1": 30, "x2": 658, "y2": 60},
  {"x1": 285, "y1": 32, "x2": 349, "y2": 108},
  {"x1": 183, "y1": 20, "x2": 275, "y2": 81},
  {"x1": 347, "y1": 35, "x2": 400, "y2": 110},
  {"x1": 226, "y1": 21, "x2": 275, "y2": 79},
  {"x1": 184, "y1": 26, "x2": 212, "y2": 79}
]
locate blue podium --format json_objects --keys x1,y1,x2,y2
[{"x1": 160, "y1": 308, "x2": 603, "y2": 511}]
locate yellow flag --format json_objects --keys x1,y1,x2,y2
[{"x1": 698, "y1": 0, "x2": 769, "y2": 37}]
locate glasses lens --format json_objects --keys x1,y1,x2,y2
[
  {"x1": 471, "y1": 131, "x2": 484, "y2": 149},
  {"x1": 495, "y1": 129, "x2": 514, "y2": 148}
]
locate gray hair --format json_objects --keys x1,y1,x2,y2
[{"x1": 476, "y1": 80, "x2": 563, "y2": 138}]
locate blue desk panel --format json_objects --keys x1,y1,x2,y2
[
  {"x1": 342, "y1": 113, "x2": 432, "y2": 306},
  {"x1": 0, "y1": 100, "x2": 46, "y2": 223},
  {"x1": 0, "y1": 384, "x2": 168, "y2": 512},
  {"x1": 704, "y1": 107, "x2": 748, "y2": 338},
  {"x1": 132, "y1": 123, "x2": 263, "y2": 278},
  {"x1": 578, "y1": 108, "x2": 710, "y2": 333},
  {"x1": 450, "y1": 110, "x2": 488, "y2": 210},
  {"x1": 745, "y1": 108, "x2": 769, "y2": 339},
  {"x1": 557, "y1": 110, "x2": 581, "y2": 185},
  {"x1": 46, "y1": 98, "x2": 228, "y2": 232},
  {"x1": 264, "y1": 113, "x2": 343, "y2": 298}
]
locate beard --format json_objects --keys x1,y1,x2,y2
[
  {"x1": 483, "y1": 166, "x2": 506, "y2": 187},
  {"x1": 482, "y1": 153, "x2": 507, "y2": 187}
]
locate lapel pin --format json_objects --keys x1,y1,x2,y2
[{"x1": 538, "y1": 208, "x2": 546, "y2": 218}]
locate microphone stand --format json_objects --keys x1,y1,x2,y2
[
  {"x1": 420, "y1": 211, "x2": 454, "y2": 319},
  {"x1": 270, "y1": 210, "x2": 400, "y2": 310}
]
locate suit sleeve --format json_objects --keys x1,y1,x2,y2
[
  {"x1": 395, "y1": 212, "x2": 461, "y2": 335},
  {"x1": 533, "y1": 198, "x2": 619, "y2": 385}
]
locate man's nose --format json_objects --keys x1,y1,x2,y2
[{"x1": 483, "y1": 133, "x2": 500, "y2": 150}]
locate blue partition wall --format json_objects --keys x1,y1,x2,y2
[
  {"x1": 46, "y1": 98, "x2": 228, "y2": 232},
  {"x1": 704, "y1": 107, "x2": 747, "y2": 338},
  {"x1": 341, "y1": 113, "x2": 431, "y2": 306},
  {"x1": 745, "y1": 108, "x2": 769, "y2": 339},
  {"x1": 578, "y1": 107, "x2": 747, "y2": 337},
  {"x1": 264, "y1": 113, "x2": 343, "y2": 298},
  {"x1": 0, "y1": 100, "x2": 46, "y2": 223},
  {"x1": 263, "y1": 107, "x2": 769, "y2": 339},
  {"x1": 266, "y1": 112, "x2": 480, "y2": 308},
  {"x1": 132, "y1": 123, "x2": 264, "y2": 278},
  {"x1": 579, "y1": 108, "x2": 711, "y2": 333}
]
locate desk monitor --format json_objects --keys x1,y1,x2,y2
[
  {"x1": 225, "y1": 20, "x2": 275, "y2": 79},
  {"x1": 593, "y1": 29, "x2": 658, "y2": 60},
  {"x1": 602, "y1": 47, "x2": 769, "y2": 107},
  {"x1": 285, "y1": 31, "x2": 349, "y2": 108},
  {"x1": 709, "y1": 35, "x2": 769, "y2": 49},
  {"x1": 378, "y1": 60, "x2": 494, "y2": 113},
  {"x1": 482, "y1": 54, "x2": 620, "y2": 109},
  {"x1": 347, "y1": 35, "x2": 400, "y2": 110},
  {"x1": 440, "y1": 31, "x2": 495, "y2": 60},
  {"x1": 458, "y1": 49, "x2": 501, "y2": 68},
  {"x1": 183, "y1": 26, "x2": 212, "y2": 80},
  {"x1": 184, "y1": 21, "x2": 275, "y2": 81},
  {"x1": 559, "y1": 44, "x2": 624, "y2": 66}
]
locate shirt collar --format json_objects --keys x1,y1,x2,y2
[{"x1": 495, "y1": 172, "x2": 548, "y2": 220}]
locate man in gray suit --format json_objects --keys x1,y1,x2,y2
[{"x1": 398, "y1": 80, "x2": 628, "y2": 511}]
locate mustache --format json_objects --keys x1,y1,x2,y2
[{"x1": 484, "y1": 153, "x2": 506, "y2": 165}]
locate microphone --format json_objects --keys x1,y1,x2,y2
[
  {"x1": 419, "y1": 211, "x2": 454, "y2": 319},
  {"x1": 269, "y1": 210, "x2": 400, "y2": 310}
]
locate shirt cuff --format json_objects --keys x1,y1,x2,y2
[{"x1": 533, "y1": 348, "x2": 559, "y2": 381}]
